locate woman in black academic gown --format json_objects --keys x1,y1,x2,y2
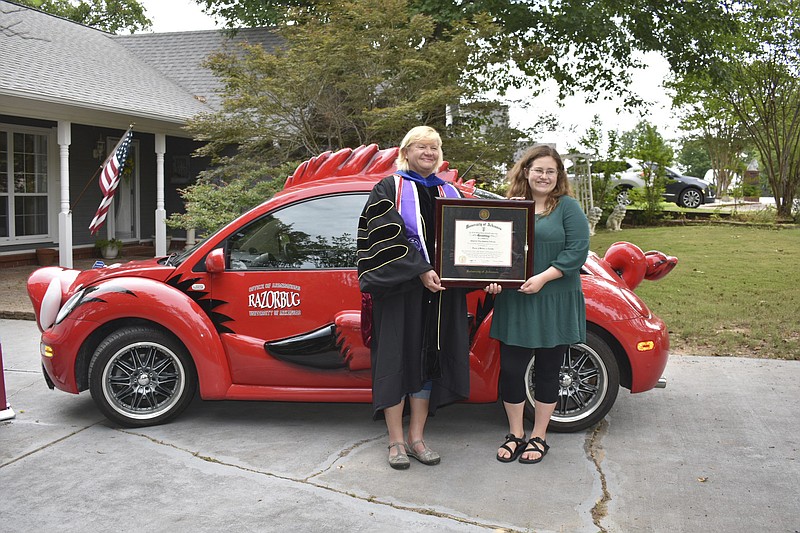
[{"x1": 357, "y1": 126, "x2": 470, "y2": 470}]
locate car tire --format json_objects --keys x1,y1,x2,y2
[
  {"x1": 523, "y1": 330, "x2": 620, "y2": 433},
  {"x1": 88, "y1": 326, "x2": 197, "y2": 427},
  {"x1": 677, "y1": 187, "x2": 703, "y2": 208},
  {"x1": 614, "y1": 186, "x2": 633, "y2": 206}
]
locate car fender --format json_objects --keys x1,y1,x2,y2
[
  {"x1": 66, "y1": 276, "x2": 232, "y2": 398},
  {"x1": 467, "y1": 311, "x2": 501, "y2": 402},
  {"x1": 28, "y1": 266, "x2": 80, "y2": 331}
]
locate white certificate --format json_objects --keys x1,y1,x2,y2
[{"x1": 453, "y1": 220, "x2": 513, "y2": 267}]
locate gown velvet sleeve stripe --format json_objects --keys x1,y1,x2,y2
[{"x1": 357, "y1": 177, "x2": 432, "y2": 293}]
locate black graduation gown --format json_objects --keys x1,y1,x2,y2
[{"x1": 357, "y1": 175, "x2": 470, "y2": 419}]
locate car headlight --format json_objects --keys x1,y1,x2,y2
[{"x1": 55, "y1": 289, "x2": 86, "y2": 325}]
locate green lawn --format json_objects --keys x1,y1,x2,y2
[{"x1": 589, "y1": 224, "x2": 800, "y2": 360}]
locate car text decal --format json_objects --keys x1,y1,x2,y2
[{"x1": 248, "y1": 282, "x2": 302, "y2": 317}]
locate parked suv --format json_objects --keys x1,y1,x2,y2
[{"x1": 613, "y1": 160, "x2": 715, "y2": 208}]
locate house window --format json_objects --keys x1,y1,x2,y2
[{"x1": 0, "y1": 128, "x2": 49, "y2": 239}]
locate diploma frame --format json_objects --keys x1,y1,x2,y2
[{"x1": 434, "y1": 197, "x2": 535, "y2": 288}]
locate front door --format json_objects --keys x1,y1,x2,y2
[
  {"x1": 108, "y1": 137, "x2": 138, "y2": 240},
  {"x1": 209, "y1": 192, "x2": 369, "y2": 388}
]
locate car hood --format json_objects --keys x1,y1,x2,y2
[
  {"x1": 676, "y1": 175, "x2": 711, "y2": 187},
  {"x1": 70, "y1": 258, "x2": 174, "y2": 288}
]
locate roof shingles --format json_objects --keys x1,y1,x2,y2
[
  {"x1": 113, "y1": 28, "x2": 281, "y2": 111},
  {"x1": 0, "y1": 1, "x2": 277, "y2": 123}
]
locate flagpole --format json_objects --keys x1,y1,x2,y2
[{"x1": 68, "y1": 164, "x2": 104, "y2": 215}]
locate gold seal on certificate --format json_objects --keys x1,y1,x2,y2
[{"x1": 434, "y1": 197, "x2": 534, "y2": 288}]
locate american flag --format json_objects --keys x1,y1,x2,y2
[{"x1": 89, "y1": 128, "x2": 133, "y2": 235}]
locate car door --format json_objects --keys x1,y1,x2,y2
[
  {"x1": 208, "y1": 192, "x2": 369, "y2": 388},
  {"x1": 662, "y1": 167, "x2": 682, "y2": 202}
]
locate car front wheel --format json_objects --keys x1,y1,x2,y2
[
  {"x1": 88, "y1": 326, "x2": 197, "y2": 427},
  {"x1": 614, "y1": 186, "x2": 633, "y2": 206},
  {"x1": 678, "y1": 187, "x2": 703, "y2": 208},
  {"x1": 524, "y1": 330, "x2": 620, "y2": 432}
]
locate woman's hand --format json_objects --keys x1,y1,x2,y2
[
  {"x1": 518, "y1": 267, "x2": 563, "y2": 294},
  {"x1": 484, "y1": 282, "x2": 502, "y2": 295},
  {"x1": 420, "y1": 270, "x2": 445, "y2": 292},
  {"x1": 519, "y1": 274, "x2": 546, "y2": 294}
]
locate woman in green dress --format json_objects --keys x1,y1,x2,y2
[{"x1": 485, "y1": 145, "x2": 590, "y2": 464}]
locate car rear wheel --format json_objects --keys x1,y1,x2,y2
[
  {"x1": 88, "y1": 326, "x2": 197, "y2": 427},
  {"x1": 523, "y1": 330, "x2": 620, "y2": 432},
  {"x1": 678, "y1": 187, "x2": 703, "y2": 208},
  {"x1": 614, "y1": 186, "x2": 633, "y2": 206}
]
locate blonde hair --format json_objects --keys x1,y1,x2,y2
[
  {"x1": 396, "y1": 126, "x2": 444, "y2": 173},
  {"x1": 506, "y1": 144, "x2": 573, "y2": 216}
]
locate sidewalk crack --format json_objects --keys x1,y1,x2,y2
[
  {"x1": 0, "y1": 422, "x2": 100, "y2": 468},
  {"x1": 121, "y1": 428, "x2": 518, "y2": 532},
  {"x1": 305, "y1": 433, "x2": 383, "y2": 481},
  {"x1": 585, "y1": 419, "x2": 611, "y2": 532}
]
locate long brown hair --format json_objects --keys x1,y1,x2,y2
[{"x1": 506, "y1": 144, "x2": 573, "y2": 216}]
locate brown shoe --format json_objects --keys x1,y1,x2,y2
[
  {"x1": 388, "y1": 442, "x2": 410, "y2": 470},
  {"x1": 405, "y1": 439, "x2": 440, "y2": 465}
]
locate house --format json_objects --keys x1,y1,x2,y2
[{"x1": 0, "y1": 0, "x2": 278, "y2": 267}]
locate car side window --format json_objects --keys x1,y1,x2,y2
[{"x1": 227, "y1": 193, "x2": 365, "y2": 270}]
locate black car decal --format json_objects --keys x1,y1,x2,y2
[
  {"x1": 167, "y1": 274, "x2": 235, "y2": 335},
  {"x1": 265, "y1": 324, "x2": 348, "y2": 370}
]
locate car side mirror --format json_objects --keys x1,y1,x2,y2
[{"x1": 205, "y1": 248, "x2": 226, "y2": 273}]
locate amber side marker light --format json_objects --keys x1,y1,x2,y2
[
  {"x1": 42, "y1": 343, "x2": 54, "y2": 358},
  {"x1": 637, "y1": 341, "x2": 655, "y2": 352}
]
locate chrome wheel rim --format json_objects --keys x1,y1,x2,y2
[
  {"x1": 616, "y1": 189, "x2": 632, "y2": 205},
  {"x1": 525, "y1": 343, "x2": 608, "y2": 424},
  {"x1": 101, "y1": 342, "x2": 186, "y2": 420},
  {"x1": 682, "y1": 189, "x2": 702, "y2": 208}
]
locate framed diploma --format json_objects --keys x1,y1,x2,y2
[{"x1": 434, "y1": 197, "x2": 534, "y2": 288}]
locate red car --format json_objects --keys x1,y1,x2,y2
[{"x1": 27, "y1": 145, "x2": 676, "y2": 431}]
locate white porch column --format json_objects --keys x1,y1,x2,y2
[
  {"x1": 154, "y1": 134, "x2": 167, "y2": 256},
  {"x1": 184, "y1": 228, "x2": 196, "y2": 250},
  {"x1": 57, "y1": 121, "x2": 73, "y2": 268}
]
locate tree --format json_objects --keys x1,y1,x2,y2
[
  {"x1": 620, "y1": 120, "x2": 673, "y2": 223},
  {"x1": 576, "y1": 115, "x2": 625, "y2": 209},
  {"x1": 676, "y1": 138, "x2": 712, "y2": 181},
  {"x1": 176, "y1": 0, "x2": 524, "y2": 232},
  {"x1": 15, "y1": 0, "x2": 151, "y2": 34},
  {"x1": 672, "y1": 0, "x2": 800, "y2": 220},
  {"x1": 678, "y1": 100, "x2": 750, "y2": 195},
  {"x1": 195, "y1": 0, "x2": 741, "y2": 104}
]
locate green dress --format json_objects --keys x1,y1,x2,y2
[{"x1": 489, "y1": 195, "x2": 590, "y2": 349}]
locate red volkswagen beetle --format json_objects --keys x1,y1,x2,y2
[{"x1": 27, "y1": 145, "x2": 676, "y2": 431}]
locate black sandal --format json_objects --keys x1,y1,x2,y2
[
  {"x1": 496, "y1": 433, "x2": 526, "y2": 463},
  {"x1": 518, "y1": 436, "x2": 549, "y2": 464}
]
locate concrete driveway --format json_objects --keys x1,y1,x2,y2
[{"x1": 1, "y1": 318, "x2": 799, "y2": 532}]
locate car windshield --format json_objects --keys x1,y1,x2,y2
[
  {"x1": 472, "y1": 188, "x2": 503, "y2": 199},
  {"x1": 161, "y1": 231, "x2": 217, "y2": 267}
]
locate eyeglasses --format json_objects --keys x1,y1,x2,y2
[{"x1": 528, "y1": 167, "x2": 557, "y2": 177}]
